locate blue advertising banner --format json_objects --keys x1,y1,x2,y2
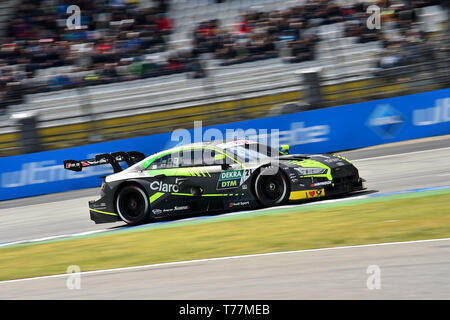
[{"x1": 1, "y1": 88, "x2": 449, "y2": 201}]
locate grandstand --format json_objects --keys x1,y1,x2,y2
[{"x1": 0, "y1": 0, "x2": 448, "y2": 155}]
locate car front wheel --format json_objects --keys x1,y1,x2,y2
[{"x1": 254, "y1": 169, "x2": 289, "y2": 207}]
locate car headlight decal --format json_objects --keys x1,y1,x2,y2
[{"x1": 294, "y1": 167, "x2": 328, "y2": 176}]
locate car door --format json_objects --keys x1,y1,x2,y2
[{"x1": 192, "y1": 147, "x2": 249, "y2": 211}]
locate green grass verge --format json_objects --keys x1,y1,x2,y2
[{"x1": 1, "y1": 192, "x2": 450, "y2": 281}]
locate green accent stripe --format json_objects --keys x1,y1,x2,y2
[
  {"x1": 171, "y1": 193, "x2": 232, "y2": 197},
  {"x1": 146, "y1": 168, "x2": 192, "y2": 177},
  {"x1": 142, "y1": 146, "x2": 244, "y2": 169},
  {"x1": 193, "y1": 168, "x2": 201, "y2": 177},
  {"x1": 90, "y1": 209, "x2": 118, "y2": 216},
  {"x1": 149, "y1": 192, "x2": 165, "y2": 204},
  {"x1": 198, "y1": 168, "x2": 206, "y2": 177}
]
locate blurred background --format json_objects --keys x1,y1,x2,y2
[{"x1": 0, "y1": 0, "x2": 449, "y2": 156}]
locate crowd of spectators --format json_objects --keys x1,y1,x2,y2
[
  {"x1": 192, "y1": 15, "x2": 278, "y2": 66},
  {"x1": 371, "y1": 0, "x2": 445, "y2": 79},
  {"x1": 191, "y1": 0, "x2": 385, "y2": 66},
  {"x1": 0, "y1": 0, "x2": 447, "y2": 113},
  {"x1": 0, "y1": 0, "x2": 179, "y2": 111},
  {"x1": 191, "y1": 0, "x2": 445, "y2": 66},
  {"x1": 375, "y1": 26, "x2": 428, "y2": 70}
]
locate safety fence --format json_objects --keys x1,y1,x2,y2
[{"x1": 1, "y1": 53, "x2": 449, "y2": 158}]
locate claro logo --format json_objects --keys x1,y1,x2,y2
[{"x1": 150, "y1": 181, "x2": 179, "y2": 193}]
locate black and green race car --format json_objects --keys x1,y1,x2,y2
[{"x1": 64, "y1": 140, "x2": 365, "y2": 225}]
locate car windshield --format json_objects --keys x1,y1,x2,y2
[{"x1": 224, "y1": 144, "x2": 276, "y2": 162}]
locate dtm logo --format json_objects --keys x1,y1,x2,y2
[
  {"x1": 217, "y1": 169, "x2": 251, "y2": 190},
  {"x1": 367, "y1": 104, "x2": 405, "y2": 138}
]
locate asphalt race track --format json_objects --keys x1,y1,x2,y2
[
  {"x1": 0, "y1": 135, "x2": 449, "y2": 299},
  {"x1": 2, "y1": 238, "x2": 450, "y2": 299}
]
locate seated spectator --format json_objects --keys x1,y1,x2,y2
[
  {"x1": 186, "y1": 56, "x2": 207, "y2": 79},
  {"x1": 142, "y1": 56, "x2": 164, "y2": 77},
  {"x1": 284, "y1": 39, "x2": 315, "y2": 63},
  {"x1": 165, "y1": 55, "x2": 184, "y2": 72},
  {"x1": 377, "y1": 51, "x2": 405, "y2": 69},
  {"x1": 100, "y1": 63, "x2": 119, "y2": 81},
  {"x1": 155, "y1": 13, "x2": 173, "y2": 34},
  {"x1": 116, "y1": 57, "x2": 134, "y2": 80},
  {"x1": 48, "y1": 73, "x2": 74, "y2": 89}
]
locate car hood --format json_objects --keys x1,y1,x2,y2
[{"x1": 278, "y1": 154, "x2": 354, "y2": 169}]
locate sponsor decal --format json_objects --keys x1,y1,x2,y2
[
  {"x1": 289, "y1": 189, "x2": 325, "y2": 200},
  {"x1": 310, "y1": 181, "x2": 332, "y2": 187},
  {"x1": 153, "y1": 206, "x2": 189, "y2": 215},
  {"x1": 217, "y1": 169, "x2": 251, "y2": 190},
  {"x1": 413, "y1": 98, "x2": 450, "y2": 126},
  {"x1": 367, "y1": 104, "x2": 405, "y2": 138},
  {"x1": 150, "y1": 181, "x2": 179, "y2": 193},
  {"x1": 217, "y1": 140, "x2": 257, "y2": 149},
  {"x1": 229, "y1": 201, "x2": 250, "y2": 208},
  {"x1": 92, "y1": 205, "x2": 107, "y2": 210},
  {"x1": 288, "y1": 172, "x2": 299, "y2": 183},
  {"x1": 321, "y1": 158, "x2": 346, "y2": 166},
  {"x1": 1, "y1": 159, "x2": 112, "y2": 188},
  {"x1": 258, "y1": 121, "x2": 329, "y2": 146},
  {"x1": 323, "y1": 157, "x2": 340, "y2": 163}
]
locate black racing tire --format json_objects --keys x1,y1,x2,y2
[
  {"x1": 254, "y1": 169, "x2": 289, "y2": 207},
  {"x1": 116, "y1": 184, "x2": 149, "y2": 225}
]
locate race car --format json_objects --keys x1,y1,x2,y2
[{"x1": 64, "y1": 140, "x2": 365, "y2": 225}]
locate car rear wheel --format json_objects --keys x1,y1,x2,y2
[
  {"x1": 116, "y1": 185, "x2": 149, "y2": 225},
  {"x1": 254, "y1": 169, "x2": 289, "y2": 207}
]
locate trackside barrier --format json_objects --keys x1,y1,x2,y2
[{"x1": 0, "y1": 88, "x2": 449, "y2": 201}]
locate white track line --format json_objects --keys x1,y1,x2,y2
[
  {"x1": 439, "y1": 173, "x2": 450, "y2": 177},
  {"x1": 0, "y1": 229, "x2": 109, "y2": 248},
  {"x1": 1, "y1": 237, "x2": 450, "y2": 285},
  {"x1": 353, "y1": 146, "x2": 450, "y2": 161}
]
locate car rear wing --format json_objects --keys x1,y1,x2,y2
[{"x1": 64, "y1": 151, "x2": 146, "y2": 173}]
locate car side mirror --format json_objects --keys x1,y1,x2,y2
[
  {"x1": 214, "y1": 153, "x2": 231, "y2": 170},
  {"x1": 280, "y1": 144, "x2": 290, "y2": 155},
  {"x1": 214, "y1": 153, "x2": 226, "y2": 162}
]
